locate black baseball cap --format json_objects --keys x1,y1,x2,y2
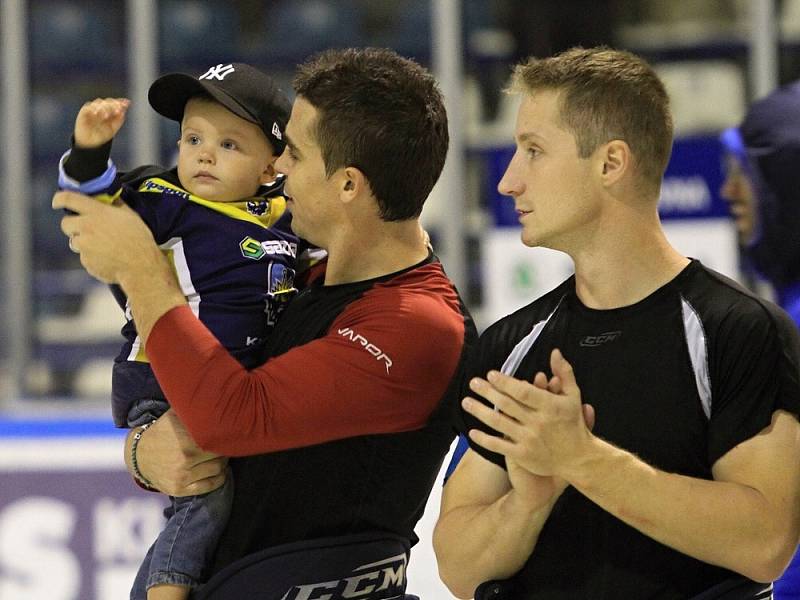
[{"x1": 148, "y1": 62, "x2": 291, "y2": 153}]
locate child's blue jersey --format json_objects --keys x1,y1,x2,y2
[
  {"x1": 120, "y1": 168, "x2": 298, "y2": 367},
  {"x1": 59, "y1": 157, "x2": 303, "y2": 426},
  {"x1": 59, "y1": 160, "x2": 300, "y2": 370}
]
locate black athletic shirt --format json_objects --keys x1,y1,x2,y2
[{"x1": 459, "y1": 259, "x2": 800, "y2": 599}]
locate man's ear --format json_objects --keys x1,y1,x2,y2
[
  {"x1": 599, "y1": 139, "x2": 631, "y2": 187},
  {"x1": 339, "y1": 166, "x2": 368, "y2": 203}
]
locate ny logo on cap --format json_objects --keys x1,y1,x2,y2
[{"x1": 199, "y1": 64, "x2": 235, "y2": 81}]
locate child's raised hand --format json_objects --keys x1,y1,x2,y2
[{"x1": 74, "y1": 98, "x2": 131, "y2": 148}]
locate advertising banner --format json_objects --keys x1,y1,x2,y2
[{"x1": 0, "y1": 419, "x2": 167, "y2": 600}]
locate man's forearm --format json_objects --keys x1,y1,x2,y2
[
  {"x1": 118, "y1": 248, "x2": 185, "y2": 345},
  {"x1": 434, "y1": 489, "x2": 553, "y2": 598},
  {"x1": 565, "y1": 434, "x2": 795, "y2": 582}
]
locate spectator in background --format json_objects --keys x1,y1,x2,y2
[{"x1": 720, "y1": 79, "x2": 800, "y2": 600}]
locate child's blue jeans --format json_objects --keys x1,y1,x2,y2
[
  {"x1": 130, "y1": 474, "x2": 233, "y2": 599},
  {"x1": 119, "y1": 378, "x2": 234, "y2": 600}
]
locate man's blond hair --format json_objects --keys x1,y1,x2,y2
[{"x1": 509, "y1": 47, "x2": 674, "y2": 191}]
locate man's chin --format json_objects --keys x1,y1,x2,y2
[{"x1": 520, "y1": 232, "x2": 542, "y2": 248}]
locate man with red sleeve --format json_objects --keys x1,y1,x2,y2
[{"x1": 54, "y1": 48, "x2": 475, "y2": 584}]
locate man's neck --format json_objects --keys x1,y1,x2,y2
[
  {"x1": 567, "y1": 210, "x2": 690, "y2": 309},
  {"x1": 323, "y1": 219, "x2": 429, "y2": 286}
]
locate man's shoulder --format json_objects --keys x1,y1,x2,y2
[
  {"x1": 679, "y1": 262, "x2": 800, "y2": 368},
  {"x1": 481, "y1": 276, "x2": 573, "y2": 343},
  {"x1": 681, "y1": 261, "x2": 789, "y2": 328},
  {"x1": 331, "y1": 259, "x2": 474, "y2": 354},
  {"x1": 369, "y1": 259, "x2": 470, "y2": 332},
  {"x1": 368, "y1": 257, "x2": 456, "y2": 301}
]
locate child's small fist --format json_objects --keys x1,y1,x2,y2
[{"x1": 74, "y1": 98, "x2": 131, "y2": 148}]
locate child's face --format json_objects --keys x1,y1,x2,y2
[{"x1": 177, "y1": 97, "x2": 277, "y2": 202}]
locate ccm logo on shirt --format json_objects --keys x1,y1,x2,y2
[
  {"x1": 338, "y1": 327, "x2": 393, "y2": 374},
  {"x1": 579, "y1": 331, "x2": 622, "y2": 347},
  {"x1": 279, "y1": 552, "x2": 406, "y2": 600}
]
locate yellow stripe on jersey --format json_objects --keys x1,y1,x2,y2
[
  {"x1": 93, "y1": 188, "x2": 124, "y2": 205},
  {"x1": 137, "y1": 177, "x2": 287, "y2": 228}
]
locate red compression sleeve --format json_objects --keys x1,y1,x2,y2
[{"x1": 147, "y1": 286, "x2": 465, "y2": 456}]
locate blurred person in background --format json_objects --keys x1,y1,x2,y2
[
  {"x1": 720, "y1": 79, "x2": 800, "y2": 600},
  {"x1": 720, "y1": 80, "x2": 800, "y2": 326}
]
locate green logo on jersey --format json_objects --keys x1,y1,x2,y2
[{"x1": 240, "y1": 236, "x2": 265, "y2": 260}]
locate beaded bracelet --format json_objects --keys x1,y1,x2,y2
[{"x1": 131, "y1": 421, "x2": 157, "y2": 489}]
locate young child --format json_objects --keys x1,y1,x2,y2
[{"x1": 58, "y1": 63, "x2": 300, "y2": 600}]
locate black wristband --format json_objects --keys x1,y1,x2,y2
[{"x1": 64, "y1": 137, "x2": 113, "y2": 181}]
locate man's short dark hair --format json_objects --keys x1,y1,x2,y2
[{"x1": 294, "y1": 47, "x2": 449, "y2": 221}]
